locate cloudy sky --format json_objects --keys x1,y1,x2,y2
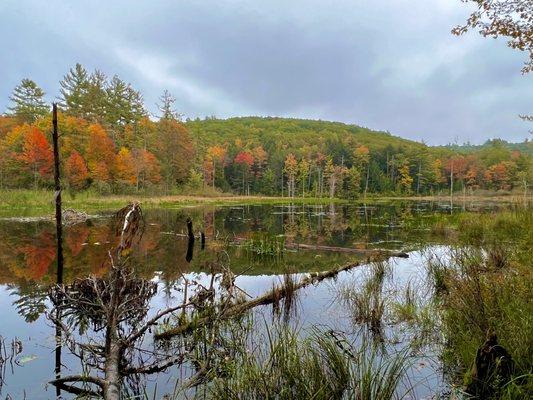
[{"x1": 1, "y1": 0, "x2": 531, "y2": 144}]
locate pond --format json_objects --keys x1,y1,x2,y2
[{"x1": 0, "y1": 200, "x2": 515, "y2": 399}]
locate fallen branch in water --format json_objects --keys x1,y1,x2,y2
[
  {"x1": 155, "y1": 252, "x2": 407, "y2": 340},
  {"x1": 284, "y1": 242, "x2": 409, "y2": 258},
  {"x1": 231, "y1": 236, "x2": 409, "y2": 258}
]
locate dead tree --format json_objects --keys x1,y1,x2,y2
[
  {"x1": 48, "y1": 203, "x2": 191, "y2": 399},
  {"x1": 48, "y1": 203, "x2": 246, "y2": 399}
]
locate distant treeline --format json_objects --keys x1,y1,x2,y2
[{"x1": 1, "y1": 63, "x2": 531, "y2": 197}]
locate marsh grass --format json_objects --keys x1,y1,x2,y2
[
  {"x1": 425, "y1": 208, "x2": 533, "y2": 398},
  {"x1": 204, "y1": 325, "x2": 412, "y2": 400},
  {"x1": 337, "y1": 262, "x2": 391, "y2": 337},
  {"x1": 0, "y1": 188, "x2": 348, "y2": 217}
]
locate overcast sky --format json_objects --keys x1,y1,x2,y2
[{"x1": 1, "y1": 0, "x2": 531, "y2": 145}]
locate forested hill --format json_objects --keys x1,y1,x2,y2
[
  {"x1": 183, "y1": 116, "x2": 530, "y2": 196},
  {"x1": 186, "y1": 116, "x2": 429, "y2": 157}
]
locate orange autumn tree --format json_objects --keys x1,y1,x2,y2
[
  {"x1": 0, "y1": 124, "x2": 28, "y2": 187},
  {"x1": 206, "y1": 145, "x2": 227, "y2": 188},
  {"x1": 65, "y1": 150, "x2": 89, "y2": 190},
  {"x1": 86, "y1": 123, "x2": 115, "y2": 183},
  {"x1": 251, "y1": 145, "x2": 268, "y2": 178},
  {"x1": 115, "y1": 147, "x2": 136, "y2": 185},
  {"x1": 21, "y1": 126, "x2": 53, "y2": 188},
  {"x1": 132, "y1": 149, "x2": 161, "y2": 189}
]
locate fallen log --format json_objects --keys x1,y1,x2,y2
[
  {"x1": 231, "y1": 236, "x2": 408, "y2": 258},
  {"x1": 284, "y1": 242, "x2": 409, "y2": 258},
  {"x1": 155, "y1": 252, "x2": 408, "y2": 340}
]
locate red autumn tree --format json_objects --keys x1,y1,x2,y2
[
  {"x1": 65, "y1": 150, "x2": 89, "y2": 190},
  {"x1": 21, "y1": 126, "x2": 53, "y2": 187},
  {"x1": 234, "y1": 151, "x2": 254, "y2": 168}
]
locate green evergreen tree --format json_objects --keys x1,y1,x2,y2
[
  {"x1": 59, "y1": 63, "x2": 90, "y2": 117},
  {"x1": 86, "y1": 69, "x2": 108, "y2": 121},
  {"x1": 105, "y1": 76, "x2": 145, "y2": 128},
  {"x1": 7, "y1": 79, "x2": 49, "y2": 123}
]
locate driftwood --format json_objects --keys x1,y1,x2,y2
[
  {"x1": 62, "y1": 209, "x2": 88, "y2": 226},
  {"x1": 466, "y1": 334, "x2": 515, "y2": 398},
  {"x1": 155, "y1": 252, "x2": 407, "y2": 340},
  {"x1": 49, "y1": 203, "x2": 190, "y2": 400}
]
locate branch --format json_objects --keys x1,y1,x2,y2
[
  {"x1": 122, "y1": 354, "x2": 185, "y2": 375},
  {"x1": 50, "y1": 374, "x2": 105, "y2": 396},
  {"x1": 125, "y1": 301, "x2": 192, "y2": 345}
]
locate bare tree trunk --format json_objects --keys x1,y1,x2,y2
[
  {"x1": 52, "y1": 103, "x2": 65, "y2": 396},
  {"x1": 213, "y1": 160, "x2": 216, "y2": 189},
  {"x1": 103, "y1": 326, "x2": 122, "y2": 400},
  {"x1": 523, "y1": 178, "x2": 527, "y2": 206},
  {"x1": 450, "y1": 161, "x2": 454, "y2": 199},
  {"x1": 416, "y1": 161, "x2": 421, "y2": 195},
  {"x1": 281, "y1": 170, "x2": 284, "y2": 197},
  {"x1": 364, "y1": 163, "x2": 370, "y2": 198}
]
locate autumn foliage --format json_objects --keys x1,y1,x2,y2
[
  {"x1": 65, "y1": 150, "x2": 89, "y2": 189},
  {"x1": 0, "y1": 70, "x2": 530, "y2": 198}
]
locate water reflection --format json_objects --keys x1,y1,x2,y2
[{"x1": 0, "y1": 201, "x2": 515, "y2": 398}]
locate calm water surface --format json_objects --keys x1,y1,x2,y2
[{"x1": 0, "y1": 200, "x2": 512, "y2": 398}]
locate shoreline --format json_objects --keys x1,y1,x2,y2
[{"x1": 0, "y1": 189, "x2": 530, "y2": 218}]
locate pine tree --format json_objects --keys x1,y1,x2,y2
[
  {"x1": 8, "y1": 79, "x2": 49, "y2": 123},
  {"x1": 86, "y1": 69, "x2": 108, "y2": 121},
  {"x1": 157, "y1": 90, "x2": 181, "y2": 120},
  {"x1": 59, "y1": 63, "x2": 90, "y2": 117},
  {"x1": 105, "y1": 76, "x2": 145, "y2": 128}
]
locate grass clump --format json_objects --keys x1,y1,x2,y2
[
  {"x1": 205, "y1": 326, "x2": 411, "y2": 400},
  {"x1": 337, "y1": 262, "x2": 391, "y2": 337}
]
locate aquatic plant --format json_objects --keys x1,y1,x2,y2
[{"x1": 241, "y1": 233, "x2": 286, "y2": 260}]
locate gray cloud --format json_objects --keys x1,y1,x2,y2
[{"x1": 1, "y1": 0, "x2": 531, "y2": 144}]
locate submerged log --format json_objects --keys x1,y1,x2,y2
[
  {"x1": 284, "y1": 242, "x2": 409, "y2": 258},
  {"x1": 155, "y1": 252, "x2": 407, "y2": 340},
  {"x1": 230, "y1": 236, "x2": 408, "y2": 258}
]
